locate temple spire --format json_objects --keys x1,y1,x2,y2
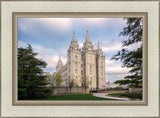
[
  {"x1": 59, "y1": 56, "x2": 61, "y2": 61},
  {"x1": 97, "y1": 41, "x2": 100, "y2": 50},
  {"x1": 85, "y1": 26, "x2": 90, "y2": 42},
  {"x1": 72, "y1": 30, "x2": 76, "y2": 42},
  {"x1": 56, "y1": 56, "x2": 63, "y2": 72},
  {"x1": 58, "y1": 56, "x2": 63, "y2": 65}
]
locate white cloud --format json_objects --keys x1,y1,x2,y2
[
  {"x1": 37, "y1": 55, "x2": 59, "y2": 68},
  {"x1": 39, "y1": 18, "x2": 73, "y2": 31},
  {"x1": 105, "y1": 59, "x2": 115, "y2": 65},
  {"x1": 106, "y1": 66, "x2": 130, "y2": 74},
  {"x1": 102, "y1": 42, "x2": 122, "y2": 52},
  {"x1": 84, "y1": 18, "x2": 108, "y2": 25},
  {"x1": 106, "y1": 73, "x2": 129, "y2": 83},
  {"x1": 18, "y1": 18, "x2": 73, "y2": 36},
  {"x1": 72, "y1": 18, "x2": 109, "y2": 29},
  {"x1": 105, "y1": 59, "x2": 130, "y2": 83},
  {"x1": 34, "y1": 45, "x2": 67, "y2": 69},
  {"x1": 105, "y1": 59, "x2": 130, "y2": 74},
  {"x1": 109, "y1": 18, "x2": 127, "y2": 27},
  {"x1": 102, "y1": 40, "x2": 141, "y2": 53},
  {"x1": 127, "y1": 42, "x2": 142, "y2": 50}
]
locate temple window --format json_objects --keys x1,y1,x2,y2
[
  {"x1": 75, "y1": 63, "x2": 78, "y2": 68},
  {"x1": 81, "y1": 71, "x2": 83, "y2": 75}
]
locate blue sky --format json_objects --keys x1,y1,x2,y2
[{"x1": 18, "y1": 18, "x2": 140, "y2": 83}]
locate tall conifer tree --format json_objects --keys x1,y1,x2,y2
[
  {"x1": 112, "y1": 18, "x2": 142, "y2": 88},
  {"x1": 18, "y1": 44, "x2": 51, "y2": 99}
]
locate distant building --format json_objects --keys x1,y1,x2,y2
[
  {"x1": 56, "y1": 28, "x2": 106, "y2": 90},
  {"x1": 105, "y1": 81, "x2": 128, "y2": 89}
]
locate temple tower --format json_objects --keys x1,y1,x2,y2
[
  {"x1": 56, "y1": 56, "x2": 63, "y2": 72},
  {"x1": 67, "y1": 31, "x2": 82, "y2": 86},
  {"x1": 96, "y1": 41, "x2": 106, "y2": 90},
  {"x1": 82, "y1": 27, "x2": 97, "y2": 90}
]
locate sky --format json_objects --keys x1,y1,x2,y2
[{"x1": 18, "y1": 18, "x2": 141, "y2": 83}]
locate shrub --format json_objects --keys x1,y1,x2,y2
[{"x1": 122, "y1": 92, "x2": 142, "y2": 100}]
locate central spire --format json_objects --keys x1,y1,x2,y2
[
  {"x1": 85, "y1": 26, "x2": 90, "y2": 42},
  {"x1": 72, "y1": 30, "x2": 76, "y2": 42}
]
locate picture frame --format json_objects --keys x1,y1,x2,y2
[
  {"x1": 1, "y1": 0, "x2": 159, "y2": 117},
  {"x1": 13, "y1": 12, "x2": 148, "y2": 106}
]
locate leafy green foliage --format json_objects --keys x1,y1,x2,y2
[
  {"x1": 120, "y1": 18, "x2": 142, "y2": 46},
  {"x1": 18, "y1": 44, "x2": 51, "y2": 100},
  {"x1": 46, "y1": 72, "x2": 63, "y2": 87},
  {"x1": 122, "y1": 92, "x2": 142, "y2": 100},
  {"x1": 112, "y1": 18, "x2": 142, "y2": 88},
  {"x1": 54, "y1": 73, "x2": 63, "y2": 87},
  {"x1": 108, "y1": 92, "x2": 142, "y2": 100}
]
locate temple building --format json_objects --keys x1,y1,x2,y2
[{"x1": 56, "y1": 28, "x2": 106, "y2": 90}]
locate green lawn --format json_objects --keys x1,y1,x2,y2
[
  {"x1": 33, "y1": 94, "x2": 117, "y2": 100},
  {"x1": 107, "y1": 93, "x2": 125, "y2": 97}
]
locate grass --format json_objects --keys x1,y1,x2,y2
[{"x1": 33, "y1": 94, "x2": 118, "y2": 100}]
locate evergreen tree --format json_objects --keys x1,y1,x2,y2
[
  {"x1": 111, "y1": 18, "x2": 142, "y2": 88},
  {"x1": 18, "y1": 44, "x2": 51, "y2": 100}
]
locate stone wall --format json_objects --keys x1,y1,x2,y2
[{"x1": 52, "y1": 87, "x2": 89, "y2": 95}]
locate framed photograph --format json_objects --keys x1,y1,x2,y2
[{"x1": 1, "y1": 0, "x2": 159, "y2": 118}]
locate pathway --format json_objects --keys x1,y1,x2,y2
[{"x1": 93, "y1": 93, "x2": 130, "y2": 100}]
